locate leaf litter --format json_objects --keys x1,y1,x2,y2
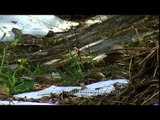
[{"x1": 0, "y1": 15, "x2": 159, "y2": 105}]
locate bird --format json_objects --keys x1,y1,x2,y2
[{"x1": 103, "y1": 45, "x2": 126, "y2": 64}]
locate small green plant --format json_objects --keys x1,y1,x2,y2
[
  {"x1": 11, "y1": 38, "x2": 21, "y2": 46},
  {"x1": 11, "y1": 28, "x2": 23, "y2": 45},
  {"x1": 85, "y1": 50, "x2": 96, "y2": 68},
  {"x1": 30, "y1": 63, "x2": 44, "y2": 75},
  {"x1": 0, "y1": 46, "x2": 39, "y2": 95},
  {"x1": 0, "y1": 68, "x2": 35, "y2": 94},
  {"x1": 68, "y1": 51, "x2": 84, "y2": 77},
  {"x1": 58, "y1": 50, "x2": 96, "y2": 84}
]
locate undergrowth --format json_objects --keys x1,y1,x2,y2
[
  {"x1": 0, "y1": 39, "x2": 43, "y2": 95},
  {"x1": 0, "y1": 39, "x2": 97, "y2": 94},
  {"x1": 57, "y1": 50, "x2": 96, "y2": 85}
]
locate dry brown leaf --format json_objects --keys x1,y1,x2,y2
[{"x1": 0, "y1": 84, "x2": 10, "y2": 100}]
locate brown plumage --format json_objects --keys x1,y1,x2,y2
[{"x1": 104, "y1": 45, "x2": 126, "y2": 64}]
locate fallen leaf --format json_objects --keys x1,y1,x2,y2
[{"x1": 0, "y1": 84, "x2": 10, "y2": 100}]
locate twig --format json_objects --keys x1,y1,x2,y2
[
  {"x1": 109, "y1": 100, "x2": 135, "y2": 105},
  {"x1": 128, "y1": 57, "x2": 132, "y2": 84},
  {"x1": 153, "y1": 65, "x2": 158, "y2": 78},
  {"x1": 138, "y1": 48, "x2": 156, "y2": 65},
  {"x1": 141, "y1": 91, "x2": 159, "y2": 105}
]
